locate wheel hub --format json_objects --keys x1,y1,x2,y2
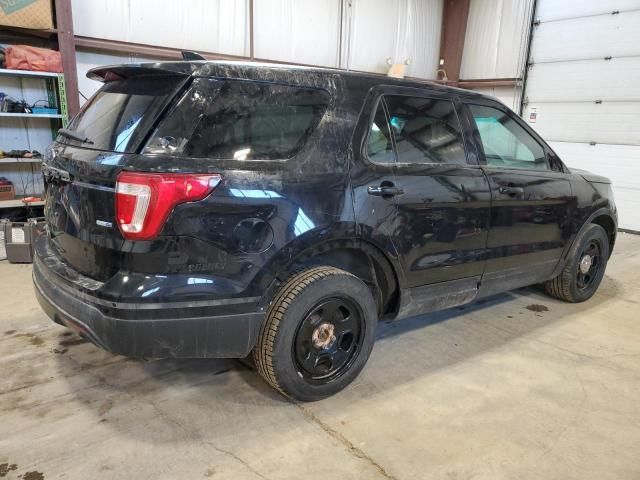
[
  {"x1": 579, "y1": 254, "x2": 593, "y2": 274},
  {"x1": 312, "y1": 322, "x2": 336, "y2": 349}
]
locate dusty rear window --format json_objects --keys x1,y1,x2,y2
[
  {"x1": 144, "y1": 79, "x2": 330, "y2": 160},
  {"x1": 59, "y1": 75, "x2": 184, "y2": 153}
]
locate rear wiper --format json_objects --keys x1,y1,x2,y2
[{"x1": 58, "y1": 128, "x2": 94, "y2": 145}]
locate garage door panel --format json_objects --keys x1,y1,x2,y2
[
  {"x1": 524, "y1": 103, "x2": 640, "y2": 145},
  {"x1": 609, "y1": 188, "x2": 640, "y2": 231},
  {"x1": 536, "y1": 0, "x2": 640, "y2": 22},
  {"x1": 531, "y1": 11, "x2": 640, "y2": 62},
  {"x1": 526, "y1": 57, "x2": 640, "y2": 102},
  {"x1": 549, "y1": 141, "x2": 640, "y2": 230}
]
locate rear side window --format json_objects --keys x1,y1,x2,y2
[
  {"x1": 145, "y1": 79, "x2": 330, "y2": 160},
  {"x1": 60, "y1": 75, "x2": 184, "y2": 153},
  {"x1": 365, "y1": 95, "x2": 466, "y2": 165}
]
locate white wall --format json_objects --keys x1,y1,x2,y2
[
  {"x1": 72, "y1": 0, "x2": 443, "y2": 79},
  {"x1": 460, "y1": 0, "x2": 533, "y2": 80},
  {"x1": 468, "y1": 86, "x2": 522, "y2": 112},
  {"x1": 72, "y1": 0, "x2": 249, "y2": 57},
  {"x1": 346, "y1": 0, "x2": 443, "y2": 77},
  {"x1": 254, "y1": 0, "x2": 341, "y2": 67}
]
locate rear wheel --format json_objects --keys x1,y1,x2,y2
[
  {"x1": 253, "y1": 266, "x2": 377, "y2": 401},
  {"x1": 544, "y1": 224, "x2": 609, "y2": 303}
]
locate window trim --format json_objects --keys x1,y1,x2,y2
[
  {"x1": 362, "y1": 90, "x2": 474, "y2": 168},
  {"x1": 364, "y1": 95, "x2": 398, "y2": 165},
  {"x1": 464, "y1": 100, "x2": 559, "y2": 173}
]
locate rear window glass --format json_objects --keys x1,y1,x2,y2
[
  {"x1": 144, "y1": 79, "x2": 330, "y2": 160},
  {"x1": 59, "y1": 75, "x2": 183, "y2": 153}
]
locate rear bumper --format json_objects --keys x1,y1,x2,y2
[{"x1": 33, "y1": 246, "x2": 265, "y2": 359}]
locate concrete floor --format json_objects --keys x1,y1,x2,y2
[{"x1": 1, "y1": 235, "x2": 640, "y2": 480}]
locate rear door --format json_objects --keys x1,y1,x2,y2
[
  {"x1": 462, "y1": 99, "x2": 574, "y2": 296},
  {"x1": 351, "y1": 87, "x2": 491, "y2": 295}
]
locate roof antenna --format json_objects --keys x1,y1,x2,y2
[{"x1": 181, "y1": 51, "x2": 206, "y2": 61}]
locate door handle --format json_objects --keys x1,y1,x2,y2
[
  {"x1": 499, "y1": 186, "x2": 524, "y2": 196},
  {"x1": 367, "y1": 185, "x2": 404, "y2": 197}
]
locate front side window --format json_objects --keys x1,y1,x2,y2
[
  {"x1": 384, "y1": 96, "x2": 467, "y2": 165},
  {"x1": 469, "y1": 104, "x2": 548, "y2": 171},
  {"x1": 145, "y1": 79, "x2": 330, "y2": 160}
]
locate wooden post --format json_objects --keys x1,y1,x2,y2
[
  {"x1": 438, "y1": 0, "x2": 471, "y2": 86},
  {"x1": 54, "y1": 0, "x2": 80, "y2": 117}
]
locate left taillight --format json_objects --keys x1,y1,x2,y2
[{"x1": 115, "y1": 172, "x2": 222, "y2": 240}]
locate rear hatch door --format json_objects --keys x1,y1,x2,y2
[{"x1": 44, "y1": 73, "x2": 189, "y2": 280}]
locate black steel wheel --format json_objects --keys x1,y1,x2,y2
[
  {"x1": 545, "y1": 224, "x2": 610, "y2": 303},
  {"x1": 576, "y1": 239, "x2": 602, "y2": 291},
  {"x1": 253, "y1": 266, "x2": 377, "y2": 401},
  {"x1": 293, "y1": 297, "x2": 364, "y2": 383}
]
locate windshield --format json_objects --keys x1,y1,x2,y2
[{"x1": 58, "y1": 75, "x2": 184, "y2": 153}]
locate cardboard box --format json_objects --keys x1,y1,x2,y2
[
  {"x1": 0, "y1": 184, "x2": 15, "y2": 201},
  {"x1": 0, "y1": 0, "x2": 54, "y2": 30}
]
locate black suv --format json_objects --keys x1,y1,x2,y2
[{"x1": 34, "y1": 61, "x2": 617, "y2": 401}]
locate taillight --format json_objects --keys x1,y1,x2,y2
[{"x1": 115, "y1": 172, "x2": 221, "y2": 240}]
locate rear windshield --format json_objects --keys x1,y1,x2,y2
[
  {"x1": 144, "y1": 79, "x2": 330, "y2": 160},
  {"x1": 59, "y1": 75, "x2": 184, "y2": 153}
]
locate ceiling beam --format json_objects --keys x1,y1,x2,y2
[{"x1": 457, "y1": 78, "x2": 521, "y2": 88}]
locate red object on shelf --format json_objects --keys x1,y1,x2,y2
[
  {"x1": 5, "y1": 45, "x2": 63, "y2": 73},
  {"x1": 0, "y1": 184, "x2": 15, "y2": 201}
]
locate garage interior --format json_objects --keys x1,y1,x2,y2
[{"x1": 1, "y1": 1, "x2": 639, "y2": 479}]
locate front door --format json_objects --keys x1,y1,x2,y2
[
  {"x1": 462, "y1": 101, "x2": 574, "y2": 297},
  {"x1": 350, "y1": 88, "x2": 491, "y2": 313}
]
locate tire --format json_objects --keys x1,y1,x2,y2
[
  {"x1": 253, "y1": 266, "x2": 378, "y2": 401},
  {"x1": 544, "y1": 224, "x2": 610, "y2": 303}
]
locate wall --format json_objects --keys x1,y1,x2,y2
[
  {"x1": 72, "y1": 0, "x2": 444, "y2": 91},
  {"x1": 460, "y1": 0, "x2": 533, "y2": 80},
  {"x1": 72, "y1": 0, "x2": 249, "y2": 57},
  {"x1": 460, "y1": 0, "x2": 533, "y2": 114}
]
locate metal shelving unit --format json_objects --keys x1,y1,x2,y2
[
  {"x1": 0, "y1": 158, "x2": 43, "y2": 164},
  {"x1": 0, "y1": 112, "x2": 64, "y2": 119},
  {"x1": 0, "y1": 198, "x2": 45, "y2": 208},
  {"x1": 0, "y1": 68, "x2": 59, "y2": 79},
  {"x1": 0, "y1": 68, "x2": 68, "y2": 210},
  {"x1": 0, "y1": 5, "x2": 79, "y2": 215}
]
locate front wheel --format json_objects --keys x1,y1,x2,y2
[
  {"x1": 544, "y1": 223, "x2": 610, "y2": 303},
  {"x1": 253, "y1": 266, "x2": 377, "y2": 401}
]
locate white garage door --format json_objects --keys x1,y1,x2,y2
[{"x1": 522, "y1": 0, "x2": 640, "y2": 231}]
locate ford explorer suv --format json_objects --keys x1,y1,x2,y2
[{"x1": 34, "y1": 61, "x2": 617, "y2": 401}]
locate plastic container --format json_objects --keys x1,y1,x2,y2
[
  {"x1": 3, "y1": 218, "x2": 44, "y2": 263},
  {"x1": 32, "y1": 107, "x2": 59, "y2": 115}
]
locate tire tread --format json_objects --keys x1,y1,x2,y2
[
  {"x1": 544, "y1": 224, "x2": 608, "y2": 303},
  {"x1": 253, "y1": 266, "x2": 357, "y2": 398}
]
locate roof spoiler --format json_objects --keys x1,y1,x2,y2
[{"x1": 87, "y1": 62, "x2": 199, "y2": 83}]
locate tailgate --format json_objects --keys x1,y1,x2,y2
[{"x1": 43, "y1": 74, "x2": 189, "y2": 280}]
